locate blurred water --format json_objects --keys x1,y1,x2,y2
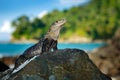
[{"x1": 0, "y1": 43, "x2": 106, "y2": 56}]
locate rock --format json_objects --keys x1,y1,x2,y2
[
  {"x1": 0, "y1": 61, "x2": 9, "y2": 72},
  {"x1": 5, "y1": 49, "x2": 111, "y2": 80},
  {"x1": 89, "y1": 28, "x2": 120, "y2": 79}
]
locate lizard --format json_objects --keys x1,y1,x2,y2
[{"x1": 1, "y1": 18, "x2": 66, "y2": 80}]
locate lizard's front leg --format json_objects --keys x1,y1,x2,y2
[
  {"x1": 52, "y1": 40, "x2": 58, "y2": 51},
  {"x1": 47, "y1": 39, "x2": 58, "y2": 51}
]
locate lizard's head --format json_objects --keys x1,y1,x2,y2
[
  {"x1": 51, "y1": 18, "x2": 66, "y2": 31},
  {"x1": 45, "y1": 18, "x2": 66, "y2": 40}
]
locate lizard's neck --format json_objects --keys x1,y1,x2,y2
[{"x1": 45, "y1": 30, "x2": 60, "y2": 40}]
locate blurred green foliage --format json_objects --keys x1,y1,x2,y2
[{"x1": 12, "y1": 0, "x2": 120, "y2": 40}]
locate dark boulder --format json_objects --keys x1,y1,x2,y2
[{"x1": 6, "y1": 49, "x2": 111, "y2": 80}]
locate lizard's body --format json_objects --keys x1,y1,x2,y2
[
  {"x1": 1, "y1": 19, "x2": 66, "y2": 80},
  {"x1": 14, "y1": 18, "x2": 66, "y2": 68}
]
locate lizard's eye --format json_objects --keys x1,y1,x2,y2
[{"x1": 56, "y1": 21, "x2": 58, "y2": 23}]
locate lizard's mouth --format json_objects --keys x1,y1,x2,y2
[{"x1": 58, "y1": 18, "x2": 66, "y2": 27}]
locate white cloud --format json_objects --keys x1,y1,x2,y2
[
  {"x1": 0, "y1": 21, "x2": 14, "y2": 33},
  {"x1": 38, "y1": 10, "x2": 48, "y2": 19},
  {"x1": 0, "y1": 21, "x2": 14, "y2": 41}
]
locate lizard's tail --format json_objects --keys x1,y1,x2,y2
[
  {"x1": 0, "y1": 69, "x2": 13, "y2": 80},
  {"x1": 0, "y1": 55, "x2": 39, "y2": 80},
  {"x1": 1, "y1": 74, "x2": 11, "y2": 80}
]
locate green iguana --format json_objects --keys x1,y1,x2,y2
[{"x1": 1, "y1": 18, "x2": 66, "y2": 80}]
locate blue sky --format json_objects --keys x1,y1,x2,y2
[{"x1": 0, "y1": 0, "x2": 89, "y2": 42}]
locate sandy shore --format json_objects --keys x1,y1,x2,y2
[{"x1": 10, "y1": 36, "x2": 105, "y2": 44}]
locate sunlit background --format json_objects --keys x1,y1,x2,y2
[{"x1": 0, "y1": 0, "x2": 120, "y2": 79}]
